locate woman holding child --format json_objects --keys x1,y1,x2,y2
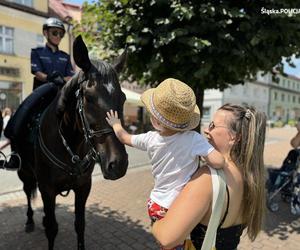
[
  {"x1": 152, "y1": 103, "x2": 266, "y2": 249},
  {"x1": 106, "y1": 78, "x2": 266, "y2": 250}
]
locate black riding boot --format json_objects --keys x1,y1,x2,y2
[{"x1": 0, "y1": 154, "x2": 20, "y2": 170}]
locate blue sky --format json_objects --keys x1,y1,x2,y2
[
  {"x1": 65, "y1": 0, "x2": 94, "y2": 5},
  {"x1": 65, "y1": 0, "x2": 300, "y2": 77},
  {"x1": 283, "y1": 57, "x2": 300, "y2": 77}
]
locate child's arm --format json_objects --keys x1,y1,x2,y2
[
  {"x1": 202, "y1": 149, "x2": 225, "y2": 169},
  {"x1": 106, "y1": 110, "x2": 133, "y2": 146}
]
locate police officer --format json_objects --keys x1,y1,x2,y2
[
  {"x1": 0, "y1": 17, "x2": 74, "y2": 170},
  {"x1": 32, "y1": 17, "x2": 74, "y2": 89}
]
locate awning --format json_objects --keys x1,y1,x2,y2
[{"x1": 121, "y1": 87, "x2": 143, "y2": 106}]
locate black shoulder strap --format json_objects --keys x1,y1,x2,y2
[{"x1": 218, "y1": 185, "x2": 230, "y2": 228}]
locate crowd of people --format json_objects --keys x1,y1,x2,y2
[{"x1": 0, "y1": 16, "x2": 300, "y2": 250}]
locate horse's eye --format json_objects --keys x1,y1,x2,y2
[{"x1": 84, "y1": 93, "x2": 94, "y2": 103}]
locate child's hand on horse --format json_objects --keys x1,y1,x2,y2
[{"x1": 106, "y1": 110, "x2": 121, "y2": 127}]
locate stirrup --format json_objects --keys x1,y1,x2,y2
[
  {"x1": 4, "y1": 152, "x2": 22, "y2": 171},
  {"x1": 0, "y1": 151, "x2": 7, "y2": 169}
]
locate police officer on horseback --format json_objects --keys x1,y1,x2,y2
[
  {"x1": 32, "y1": 17, "x2": 74, "y2": 89},
  {"x1": 0, "y1": 17, "x2": 74, "y2": 170}
]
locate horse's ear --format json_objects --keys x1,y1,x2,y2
[
  {"x1": 73, "y1": 35, "x2": 91, "y2": 73},
  {"x1": 56, "y1": 77, "x2": 78, "y2": 119},
  {"x1": 113, "y1": 47, "x2": 127, "y2": 74}
]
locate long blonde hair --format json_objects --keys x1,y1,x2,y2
[{"x1": 219, "y1": 103, "x2": 266, "y2": 241}]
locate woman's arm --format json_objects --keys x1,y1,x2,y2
[
  {"x1": 152, "y1": 166, "x2": 213, "y2": 248},
  {"x1": 203, "y1": 149, "x2": 225, "y2": 169}
]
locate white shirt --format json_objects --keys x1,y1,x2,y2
[{"x1": 132, "y1": 130, "x2": 214, "y2": 208}]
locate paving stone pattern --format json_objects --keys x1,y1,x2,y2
[{"x1": 0, "y1": 127, "x2": 300, "y2": 249}]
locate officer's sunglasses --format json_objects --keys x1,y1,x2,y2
[{"x1": 50, "y1": 30, "x2": 65, "y2": 38}]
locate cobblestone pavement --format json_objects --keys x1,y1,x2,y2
[{"x1": 0, "y1": 127, "x2": 300, "y2": 249}]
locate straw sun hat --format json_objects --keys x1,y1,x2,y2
[{"x1": 141, "y1": 78, "x2": 200, "y2": 131}]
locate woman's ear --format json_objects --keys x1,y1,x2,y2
[
  {"x1": 43, "y1": 30, "x2": 48, "y2": 38},
  {"x1": 229, "y1": 133, "x2": 239, "y2": 145}
]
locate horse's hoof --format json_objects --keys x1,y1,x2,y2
[
  {"x1": 25, "y1": 222, "x2": 35, "y2": 233},
  {"x1": 78, "y1": 242, "x2": 85, "y2": 250}
]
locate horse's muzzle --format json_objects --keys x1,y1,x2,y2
[{"x1": 101, "y1": 155, "x2": 129, "y2": 180}]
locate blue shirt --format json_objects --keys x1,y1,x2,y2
[{"x1": 31, "y1": 45, "x2": 74, "y2": 89}]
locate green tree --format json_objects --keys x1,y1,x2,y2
[{"x1": 74, "y1": 0, "x2": 300, "y2": 128}]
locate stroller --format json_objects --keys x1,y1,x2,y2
[{"x1": 266, "y1": 149, "x2": 300, "y2": 214}]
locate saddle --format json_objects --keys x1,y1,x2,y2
[{"x1": 4, "y1": 82, "x2": 59, "y2": 144}]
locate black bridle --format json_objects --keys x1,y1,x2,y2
[{"x1": 39, "y1": 81, "x2": 113, "y2": 177}]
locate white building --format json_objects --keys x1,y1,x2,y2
[{"x1": 202, "y1": 72, "x2": 270, "y2": 124}]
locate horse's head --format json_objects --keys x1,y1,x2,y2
[{"x1": 57, "y1": 35, "x2": 128, "y2": 180}]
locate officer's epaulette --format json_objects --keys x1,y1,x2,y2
[{"x1": 32, "y1": 47, "x2": 44, "y2": 52}]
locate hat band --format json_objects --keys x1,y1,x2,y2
[{"x1": 150, "y1": 94, "x2": 189, "y2": 129}]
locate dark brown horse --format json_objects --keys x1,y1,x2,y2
[{"x1": 16, "y1": 35, "x2": 128, "y2": 250}]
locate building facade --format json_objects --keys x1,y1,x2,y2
[
  {"x1": 268, "y1": 74, "x2": 300, "y2": 122},
  {"x1": 0, "y1": 0, "x2": 71, "y2": 111},
  {"x1": 202, "y1": 72, "x2": 300, "y2": 124}
]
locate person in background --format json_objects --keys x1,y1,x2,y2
[
  {"x1": 291, "y1": 118, "x2": 300, "y2": 149},
  {"x1": 2, "y1": 107, "x2": 12, "y2": 131},
  {"x1": 31, "y1": 17, "x2": 74, "y2": 90},
  {"x1": 0, "y1": 107, "x2": 12, "y2": 152},
  {"x1": 152, "y1": 104, "x2": 266, "y2": 250},
  {"x1": 106, "y1": 78, "x2": 225, "y2": 250},
  {"x1": 0, "y1": 17, "x2": 74, "y2": 170}
]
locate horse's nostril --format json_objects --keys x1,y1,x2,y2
[{"x1": 108, "y1": 162, "x2": 115, "y2": 172}]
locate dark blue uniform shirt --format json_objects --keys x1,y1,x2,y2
[{"x1": 31, "y1": 45, "x2": 74, "y2": 89}]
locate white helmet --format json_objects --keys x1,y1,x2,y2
[{"x1": 43, "y1": 17, "x2": 65, "y2": 32}]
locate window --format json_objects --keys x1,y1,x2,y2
[
  {"x1": 10, "y1": 0, "x2": 33, "y2": 7},
  {"x1": 202, "y1": 107, "x2": 211, "y2": 119},
  {"x1": 0, "y1": 26, "x2": 14, "y2": 54},
  {"x1": 274, "y1": 92, "x2": 277, "y2": 100},
  {"x1": 36, "y1": 34, "x2": 44, "y2": 47},
  {"x1": 281, "y1": 93, "x2": 285, "y2": 101}
]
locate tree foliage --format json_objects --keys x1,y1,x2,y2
[{"x1": 74, "y1": 0, "x2": 300, "y2": 119}]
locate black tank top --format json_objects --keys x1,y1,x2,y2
[{"x1": 190, "y1": 186, "x2": 245, "y2": 250}]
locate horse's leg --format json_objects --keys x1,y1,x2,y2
[
  {"x1": 40, "y1": 189, "x2": 58, "y2": 250},
  {"x1": 23, "y1": 180, "x2": 37, "y2": 232},
  {"x1": 74, "y1": 180, "x2": 92, "y2": 250},
  {"x1": 18, "y1": 170, "x2": 37, "y2": 233}
]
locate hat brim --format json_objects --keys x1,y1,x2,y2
[{"x1": 141, "y1": 88, "x2": 200, "y2": 131}]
